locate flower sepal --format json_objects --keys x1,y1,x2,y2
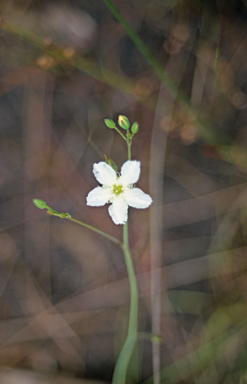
[{"x1": 104, "y1": 155, "x2": 118, "y2": 172}]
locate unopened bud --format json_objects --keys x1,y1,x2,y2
[
  {"x1": 118, "y1": 115, "x2": 130, "y2": 130},
  {"x1": 131, "y1": 122, "x2": 139, "y2": 134},
  {"x1": 33, "y1": 199, "x2": 47, "y2": 209},
  {"x1": 104, "y1": 119, "x2": 116, "y2": 129}
]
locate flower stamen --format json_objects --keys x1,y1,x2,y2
[
  {"x1": 113, "y1": 184, "x2": 124, "y2": 195},
  {"x1": 86, "y1": 160, "x2": 152, "y2": 225}
]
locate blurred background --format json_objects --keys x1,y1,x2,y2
[{"x1": 1, "y1": 0, "x2": 247, "y2": 383}]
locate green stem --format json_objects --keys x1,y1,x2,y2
[
  {"x1": 33, "y1": 199, "x2": 121, "y2": 245},
  {"x1": 66, "y1": 216, "x2": 122, "y2": 246},
  {"x1": 123, "y1": 223, "x2": 138, "y2": 338},
  {"x1": 112, "y1": 222, "x2": 139, "y2": 384},
  {"x1": 53, "y1": 209, "x2": 138, "y2": 384},
  {"x1": 112, "y1": 127, "x2": 138, "y2": 383},
  {"x1": 126, "y1": 128, "x2": 132, "y2": 161},
  {"x1": 115, "y1": 127, "x2": 127, "y2": 141},
  {"x1": 127, "y1": 142, "x2": 131, "y2": 161}
]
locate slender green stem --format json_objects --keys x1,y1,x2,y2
[
  {"x1": 122, "y1": 223, "x2": 138, "y2": 338},
  {"x1": 112, "y1": 222, "x2": 139, "y2": 384},
  {"x1": 49, "y1": 206, "x2": 138, "y2": 384},
  {"x1": 32, "y1": 200, "x2": 120, "y2": 246},
  {"x1": 126, "y1": 127, "x2": 132, "y2": 161},
  {"x1": 66, "y1": 216, "x2": 122, "y2": 246},
  {"x1": 127, "y1": 140, "x2": 132, "y2": 161},
  {"x1": 123, "y1": 221, "x2": 129, "y2": 246},
  {"x1": 112, "y1": 137, "x2": 138, "y2": 383},
  {"x1": 115, "y1": 127, "x2": 127, "y2": 141},
  {"x1": 34, "y1": 196, "x2": 126, "y2": 246},
  {"x1": 47, "y1": 210, "x2": 121, "y2": 246}
]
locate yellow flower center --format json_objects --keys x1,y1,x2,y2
[{"x1": 113, "y1": 184, "x2": 124, "y2": 195}]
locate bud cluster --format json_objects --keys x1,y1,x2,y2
[
  {"x1": 104, "y1": 115, "x2": 139, "y2": 163},
  {"x1": 104, "y1": 115, "x2": 139, "y2": 137}
]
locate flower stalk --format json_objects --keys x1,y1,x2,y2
[
  {"x1": 33, "y1": 199, "x2": 121, "y2": 246},
  {"x1": 112, "y1": 221, "x2": 139, "y2": 384},
  {"x1": 111, "y1": 127, "x2": 138, "y2": 383},
  {"x1": 33, "y1": 116, "x2": 152, "y2": 384}
]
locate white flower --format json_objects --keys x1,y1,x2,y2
[{"x1": 86, "y1": 160, "x2": 153, "y2": 225}]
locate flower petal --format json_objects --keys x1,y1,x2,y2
[
  {"x1": 108, "y1": 197, "x2": 128, "y2": 225},
  {"x1": 120, "y1": 160, "x2": 140, "y2": 185},
  {"x1": 86, "y1": 187, "x2": 112, "y2": 206},
  {"x1": 123, "y1": 188, "x2": 153, "y2": 208},
  {"x1": 93, "y1": 162, "x2": 117, "y2": 186}
]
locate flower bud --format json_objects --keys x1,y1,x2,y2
[
  {"x1": 60, "y1": 213, "x2": 72, "y2": 218},
  {"x1": 104, "y1": 119, "x2": 116, "y2": 129},
  {"x1": 104, "y1": 155, "x2": 118, "y2": 172},
  {"x1": 33, "y1": 199, "x2": 47, "y2": 209},
  {"x1": 118, "y1": 115, "x2": 130, "y2": 130},
  {"x1": 131, "y1": 122, "x2": 139, "y2": 134}
]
